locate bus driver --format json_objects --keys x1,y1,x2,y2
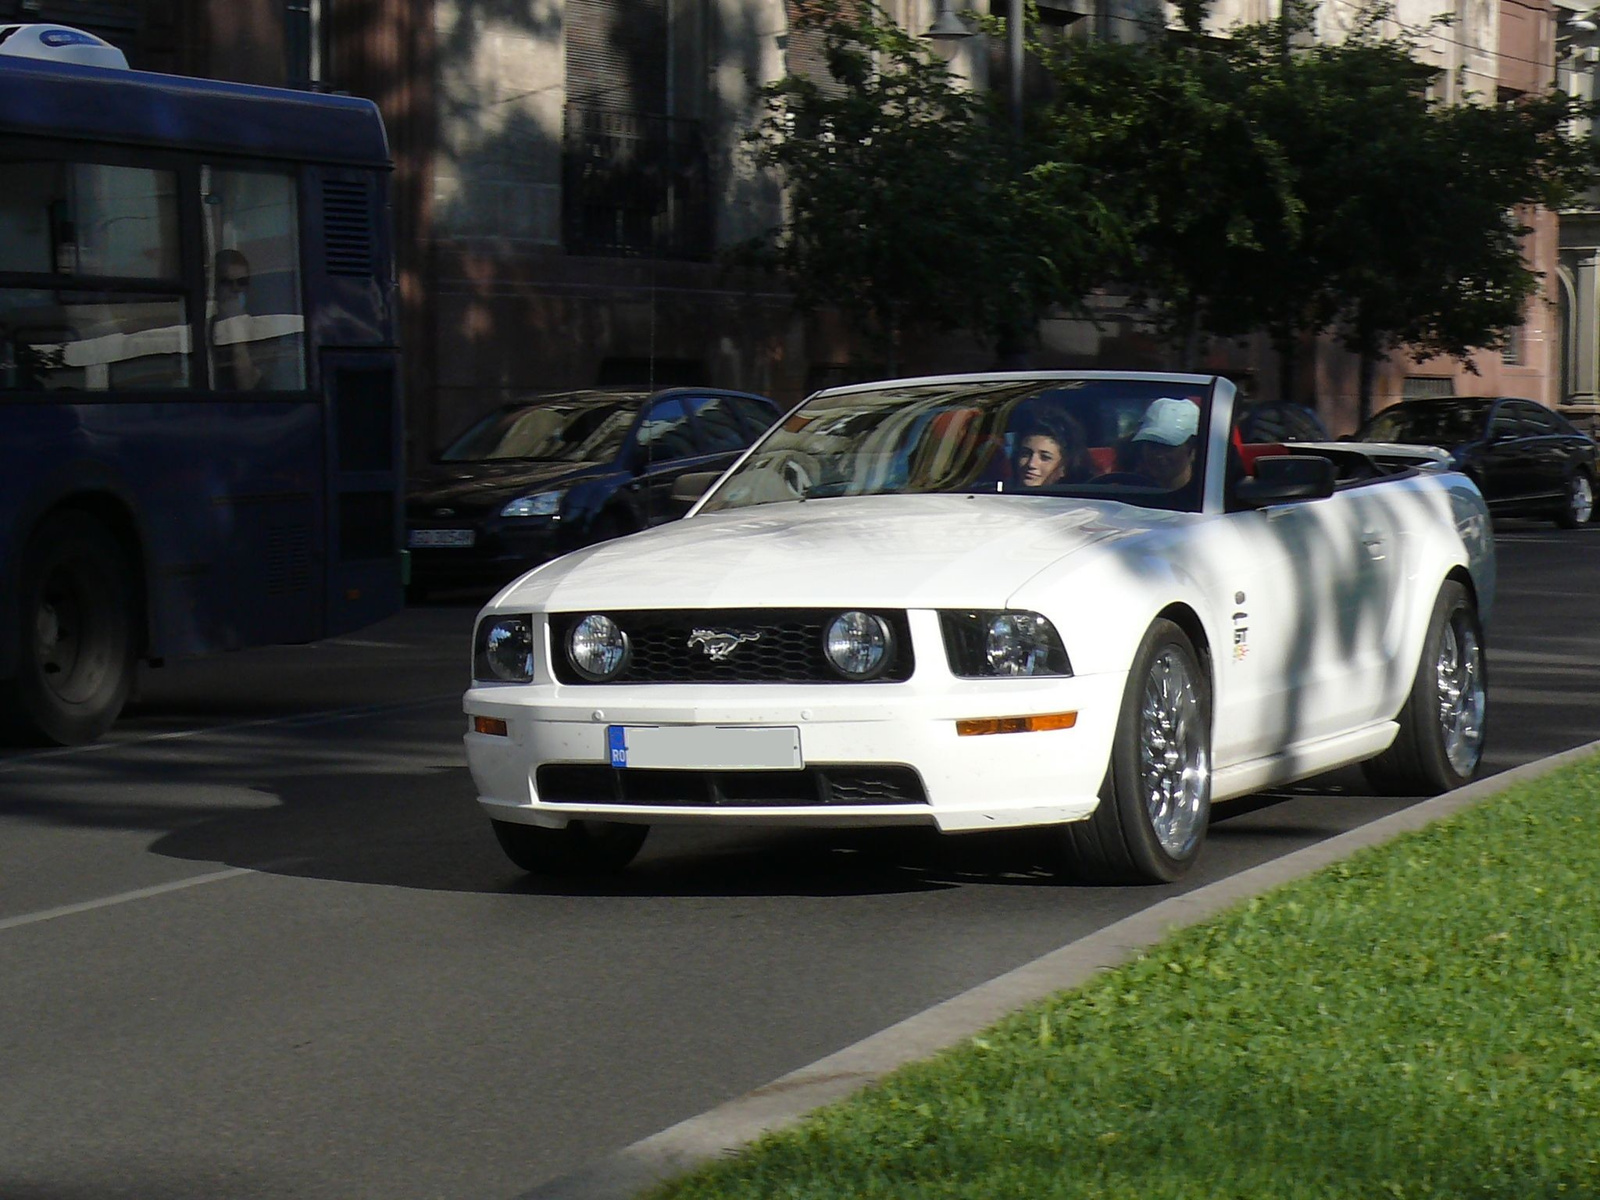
[{"x1": 211, "y1": 248, "x2": 261, "y2": 391}]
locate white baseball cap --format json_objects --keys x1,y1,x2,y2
[{"x1": 1132, "y1": 397, "x2": 1200, "y2": 446}]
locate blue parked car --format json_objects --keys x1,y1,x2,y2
[{"x1": 406, "y1": 387, "x2": 783, "y2": 595}]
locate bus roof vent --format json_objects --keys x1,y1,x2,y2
[
  {"x1": 0, "y1": 24, "x2": 130, "y2": 69},
  {"x1": 322, "y1": 179, "x2": 374, "y2": 278}
]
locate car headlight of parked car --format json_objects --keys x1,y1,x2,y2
[
  {"x1": 475, "y1": 614, "x2": 535, "y2": 682},
  {"x1": 823, "y1": 610, "x2": 895, "y2": 680},
  {"x1": 501, "y1": 490, "x2": 564, "y2": 518},
  {"x1": 567, "y1": 614, "x2": 630, "y2": 681},
  {"x1": 940, "y1": 611, "x2": 1072, "y2": 678}
]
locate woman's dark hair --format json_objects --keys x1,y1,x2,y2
[{"x1": 1013, "y1": 409, "x2": 1091, "y2": 483}]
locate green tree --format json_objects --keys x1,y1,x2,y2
[
  {"x1": 745, "y1": 1, "x2": 1116, "y2": 373},
  {"x1": 1036, "y1": 2, "x2": 1599, "y2": 415},
  {"x1": 1034, "y1": 22, "x2": 1310, "y2": 386}
]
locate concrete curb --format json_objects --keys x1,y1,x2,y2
[{"x1": 518, "y1": 739, "x2": 1600, "y2": 1200}]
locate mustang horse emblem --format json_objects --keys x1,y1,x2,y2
[{"x1": 687, "y1": 628, "x2": 761, "y2": 661}]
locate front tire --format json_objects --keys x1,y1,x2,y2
[
  {"x1": 2, "y1": 511, "x2": 140, "y2": 746},
  {"x1": 1059, "y1": 620, "x2": 1212, "y2": 884},
  {"x1": 1363, "y1": 580, "x2": 1486, "y2": 795},
  {"x1": 491, "y1": 819, "x2": 648, "y2": 875},
  {"x1": 1555, "y1": 470, "x2": 1594, "y2": 528}
]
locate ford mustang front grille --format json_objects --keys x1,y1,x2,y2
[
  {"x1": 547, "y1": 609, "x2": 915, "y2": 684},
  {"x1": 535, "y1": 764, "x2": 928, "y2": 806}
]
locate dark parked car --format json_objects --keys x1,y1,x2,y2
[
  {"x1": 406, "y1": 387, "x2": 783, "y2": 594},
  {"x1": 1355, "y1": 396, "x2": 1598, "y2": 527}
]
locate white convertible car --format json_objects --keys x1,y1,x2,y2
[{"x1": 462, "y1": 373, "x2": 1493, "y2": 883}]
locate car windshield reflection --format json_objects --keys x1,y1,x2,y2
[
  {"x1": 439, "y1": 392, "x2": 648, "y2": 464},
  {"x1": 698, "y1": 378, "x2": 1213, "y2": 514}
]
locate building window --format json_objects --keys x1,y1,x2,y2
[
  {"x1": 1403, "y1": 376, "x2": 1455, "y2": 399},
  {"x1": 285, "y1": 0, "x2": 326, "y2": 90},
  {"x1": 562, "y1": 106, "x2": 711, "y2": 260},
  {"x1": 1501, "y1": 324, "x2": 1525, "y2": 366}
]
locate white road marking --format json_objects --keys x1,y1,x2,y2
[
  {"x1": 0, "y1": 868, "x2": 253, "y2": 933},
  {"x1": 0, "y1": 694, "x2": 459, "y2": 774}
]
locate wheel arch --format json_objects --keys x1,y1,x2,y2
[
  {"x1": 1155, "y1": 600, "x2": 1215, "y2": 696},
  {"x1": 1445, "y1": 564, "x2": 1478, "y2": 614},
  {"x1": 31, "y1": 492, "x2": 149, "y2": 655},
  {"x1": 2, "y1": 483, "x2": 151, "y2": 678}
]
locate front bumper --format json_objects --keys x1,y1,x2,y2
[
  {"x1": 407, "y1": 520, "x2": 564, "y2": 589},
  {"x1": 463, "y1": 661, "x2": 1128, "y2": 834}
]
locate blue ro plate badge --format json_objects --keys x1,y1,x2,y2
[{"x1": 607, "y1": 725, "x2": 803, "y2": 770}]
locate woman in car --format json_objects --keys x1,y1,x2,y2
[{"x1": 1013, "y1": 410, "x2": 1091, "y2": 489}]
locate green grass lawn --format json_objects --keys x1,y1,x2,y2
[{"x1": 650, "y1": 759, "x2": 1600, "y2": 1200}]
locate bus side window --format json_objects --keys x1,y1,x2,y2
[
  {"x1": 0, "y1": 160, "x2": 187, "y2": 391},
  {"x1": 202, "y1": 167, "x2": 306, "y2": 392}
]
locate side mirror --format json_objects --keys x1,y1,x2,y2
[
  {"x1": 670, "y1": 470, "x2": 722, "y2": 504},
  {"x1": 1235, "y1": 454, "x2": 1335, "y2": 507}
]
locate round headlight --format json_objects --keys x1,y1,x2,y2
[
  {"x1": 482, "y1": 618, "x2": 534, "y2": 682},
  {"x1": 567, "y1": 614, "x2": 629, "y2": 681},
  {"x1": 824, "y1": 611, "x2": 892, "y2": 680},
  {"x1": 985, "y1": 613, "x2": 1057, "y2": 676}
]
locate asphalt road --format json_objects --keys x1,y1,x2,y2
[{"x1": 2, "y1": 521, "x2": 1596, "y2": 1200}]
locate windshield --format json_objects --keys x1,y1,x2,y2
[
  {"x1": 698, "y1": 378, "x2": 1213, "y2": 514},
  {"x1": 439, "y1": 396, "x2": 645, "y2": 463},
  {"x1": 1360, "y1": 401, "x2": 1489, "y2": 446}
]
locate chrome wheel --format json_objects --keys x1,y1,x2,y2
[
  {"x1": 1138, "y1": 647, "x2": 1210, "y2": 859},
  {"x1": 1571, "y1": 474, "x2": 1594, "y2": 525},
  {"x1": 1437, "y1": 610, "x2": 1486, "y2": 777}
]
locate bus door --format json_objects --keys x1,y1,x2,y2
[{"x1": 322, "y1": 348, "x2": 402, "y2": 635}]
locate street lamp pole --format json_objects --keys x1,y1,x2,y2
[
  {"x1": 927, "y1": 0, "x2": 1024, "y2": 135},
  {"x1": 1008, "y1": 0, "x2": 1024, "y2": 137}
]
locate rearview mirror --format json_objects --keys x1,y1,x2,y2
[
  {"x1": 1235, "y1": 454, "x2": 1335, "y2": 507},
  {"x1": 670, "y1": 471, "x2": 722, "y2": 504}
]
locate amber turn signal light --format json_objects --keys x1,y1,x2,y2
[
  {"x1": 473, "y1": 715, "x2": 509, "y2": 737},
  {"x1": 956, "y1": 711, "x2": 1078, "y2": 737}
]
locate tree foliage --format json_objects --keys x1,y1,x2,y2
[
  {"x1": 750, "y1": 0, "x2": 1600, "y2": 402},
  {"x1": 744, "y1": 0, "x2": 1113, "y2": 370},
  {"x1": 1036, "y1": 2, "x2": 1600, "y2": 413}
]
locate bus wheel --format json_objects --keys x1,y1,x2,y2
[{"x1": 3, "y1": 512, "x2": 139, "y2": 746}]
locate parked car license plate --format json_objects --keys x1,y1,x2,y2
[
  {"x1": 607, "y1": 725, "x2": 802, "y2": 770},
  {"x1": 408, "y1": 528, "x2": 475, "y2": 548}
]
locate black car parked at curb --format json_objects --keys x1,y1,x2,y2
[
  {"x1": 406, "y1": 387, "x2": 783, "y2": 596},
  {"x1": 1355, "y1": 396, "x2": 1598, "y2": 527}
]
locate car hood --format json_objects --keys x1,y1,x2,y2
[
  {"x1": 493, "y1": 493, "x2": 1175, "y2": 611},
  {"x1": 408, "y1": 460, "x2": 603, "y2": 511}
]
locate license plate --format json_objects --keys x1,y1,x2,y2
[
  {"x1": 408, "y1": 528, "x2": 475, "y2": 548},
  {"x1": 607, "y1": 725, "x2": 802, "y2": 770}
]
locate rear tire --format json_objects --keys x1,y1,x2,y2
[
  {"x1": 1058, "y1": 620, "x2": 1212, "y2": 884},
  {"x1": 1363, "y1": 580, "x2": 1486, "y2": 795},
  {"x1": 2, "y1": 511, "x2": 140, "y2": 746},
  {"x1": 1555, "y1": 470, "x2": 1594, "y2": 528},
  {"x1": 491, "y1": 819, "x2": 648, "y2": 875}
]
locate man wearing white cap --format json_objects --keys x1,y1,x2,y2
[{"x1": 1129, "y1": 396, "x2": 1200, "y2": 490}]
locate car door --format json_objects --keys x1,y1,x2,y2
[
  {"x1": 1482, "y1": 401, "x2": 1537, "y2": 511},
  {"x1": 1513, "y1": 401, "x2": 1575, "y2": 501},
  {"x1": 1210, "y1": 464, "x2": 1401, "y2": 765},
  {"x1": 627, "y1": 394, "x2": 720, "y2": 526}
]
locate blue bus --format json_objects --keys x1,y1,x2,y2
[{"x1": 0, "y1": 47, "x2": 403, "y2": 744}]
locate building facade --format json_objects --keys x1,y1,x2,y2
[{"x1": 10, "y1": 0, "x2": 1571, "y2": 447}]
